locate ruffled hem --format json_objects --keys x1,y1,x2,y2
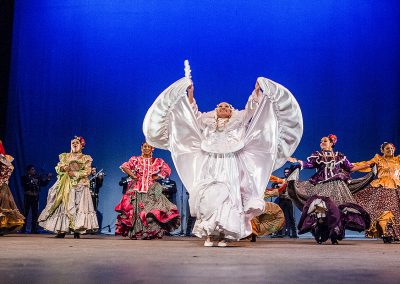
[
  {"x1": 256, "y1": 77, "x2": 303, "y2": 171},
  {"x1": 192, "y1": 201, "x2": 248, "y2": 240},
  {"x1": 148, "y1": 208, "x2": 180, "y2": 225},
  {"x1": 143, "y1": 77, "x2": 192, "y2": 150},
  {"x1": 128, "y1": 229, "x2": 165, "y2": 240},
  {"x1": 73, "y1": 211, "x2": 99, "y2": 232},
  {"x1": 365, "y1": 211, "x2": 400, "y2": 239},
  {"x1": 115, "y1": 208, "x2": 180, "y2": 237},
  {"x1": 38, "y1": 210, "x2": 71, "y2": 233},
  {"x1": 115, "y1": 186, "x2": 181, "y2": 238},
  {"x1": 0, "y1": 209, "x2": 25, "y2": 234},
  {"x1": 39, "y1": 211, "x2": 98, "y2": 233},
  {"x1": 251, "y1": 202, "x2": 285, "y2": 236}
]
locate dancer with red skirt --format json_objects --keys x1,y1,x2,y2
[{"x1": 115, "y1": 142, "x2": 180, "y2": 239}]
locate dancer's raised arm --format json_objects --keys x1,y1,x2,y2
[{"x1": 187, "y1": 84, "x2": 194, "y2": 104}]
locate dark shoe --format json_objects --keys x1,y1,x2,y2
[
  {"x1": 382, "y1": 236, "x2": 392, "y2": 244},
  {"x1": 290, "y1": 235, "x2": 299, "y2": 239},
  {"x1": 331, "y1": 239, "x2": 339, "y2": 245},
  {"x1": 74, "y1": 233, "x2": 80, "y2": 239},
  {"x1": 55, "y1": 233, "x2": 66, "y2": 238},
  {"x1": 250, "y1": 234, "x2": 257, "y2": 242}
]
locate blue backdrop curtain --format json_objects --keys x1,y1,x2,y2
[{"x1": 5, "y1": 0, "x2": 400, "y2": 233}]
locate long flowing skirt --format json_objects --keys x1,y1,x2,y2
[
  {"x1": 288, "y1": 179, "x2": 356, "y2": 210},
  {"x1": 251, "y1": 202, "x2": 285, "y2": 236},
  {"x1": 191, "y1": 153, "x2": 249, "y2": 240},
  {"x1": 38, "y1": 182, "x2": 98, "y2": 234},
  {"x1": 298, "y1": 195, "x2": 344, "y2": 243},
  {"x1": 115, "y1": 182, "x2": 180, "y2": 239},
  {"x1": 143, "y1": 77, "x2": 303, "y2": 240},
  {"x1": 0, "y1": 183, "x2": 25, "y2": 234},
  {"x1": 353, "y1": 185, "x2": 400, "y2": 239}
]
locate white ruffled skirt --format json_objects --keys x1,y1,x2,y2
[
  {"x1": 38, "y1": 182, "x2": 99, "y2": 234},
  {"x1": 191, "y1": 153, "x2": 249, "y2": 240}
]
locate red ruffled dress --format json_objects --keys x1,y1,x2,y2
[{"x1": 115, "y1": 156, "x2": 180, "y2": 239}]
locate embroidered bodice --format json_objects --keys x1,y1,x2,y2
[
  {"x1": 191, "y1": 92, "x2": 262, "y2": 154},
  {"x1": 300, "y1": 150, "x2": 354, "y2": 185},
  {"x1": 55, "y1": 153, "x2": 92, "y2": 186},
  {"x1": 120, "y1": 156, "x2": 171, "y2": 193},
  {"x1": 355, "y1": 154, "x2": 400, "y2": 189}
]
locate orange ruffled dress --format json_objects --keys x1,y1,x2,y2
[{"x1": 353, "y1": 154, "x2": 400, "y2": 239}]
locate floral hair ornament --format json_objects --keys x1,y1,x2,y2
[
  {"x1": 73, "y1": 136, "x2": 86, "y2": 148},
  {"x1": 380, "y1": 142, "x2": 396, "y2": 153},
  {"x1": 328, "y1": 134, "x2": 337, "y2": 146}
]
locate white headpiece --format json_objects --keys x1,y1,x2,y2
[{"x1": 184, "y1": 60, "x2": 192, "y2": 79}]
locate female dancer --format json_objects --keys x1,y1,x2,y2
[
  {"x1": 352, "y1": 142, "x2": 400, "y2": 242},
  {"x1": 38, "y1": 136, "x2": 98, "y2": 238},
  {"x1": 287, "y1": 134, "x2": 370, "y2": 244},
  {"x1": 143, "y1": 62, "x2": 303, "y2": 246},
  {"x1": 115, "y1": 142, "x2": 180, "y2": 239},
  {"x1": 288, "y1": 134, "x2": 356, "y2": 206},
  {"x1": 0, "y1": 140, "x2": 24, "y2": 234}
]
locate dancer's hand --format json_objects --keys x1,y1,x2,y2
[
  {"x1": 68, "y1": 171, "x2": 75, "y2": 177},
  {"x1": 187, "y1": 84, "x2": 194, "y2": 104},
  {"x1": 288, "y1": 157, "x2": 298, "y2": 163},
  {"x1": 254, "y1": 81, "x2": 262, "y2": 96}
]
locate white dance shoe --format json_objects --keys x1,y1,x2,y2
[{"x1": 217, "y1": 239, "x2": 228, "y2": 247}]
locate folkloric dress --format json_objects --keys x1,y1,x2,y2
[
  {"x1": 287, "y1": 151, "x2": 372, "y2": 243},
  {"x1": 143, "y1": 76, "x2": 303, "y2": 240},
  {"x1": 0, "y1": 154, "x2": 25, "y2": 234},
  {"x1": 288, "y1": 150, "x2": 357, "y2": 209},
  {"x1": 38, "y1": 153, "x2": 98, "y2": 234},
  {"x1": 114, "y1": 156, "x2": 180, "y2": 239},
  {"x1": 353, "y1": 154, "x2": 400, "y2": 239}
]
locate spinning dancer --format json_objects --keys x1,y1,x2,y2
[{"x1": 143, "y1": 61, "x2": 303, "y2": 246}]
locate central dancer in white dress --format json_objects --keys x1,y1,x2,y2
[{"x1": 143, "y1": 61, "x2": 303, "y2": 246}]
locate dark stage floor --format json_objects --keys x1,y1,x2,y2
[{"x1": 1, "y1": 234, "x2": 400, "y2": 284}]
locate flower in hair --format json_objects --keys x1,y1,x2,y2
[
  {"x1": 74, "y1": 136, "x2": 86, "y2": 148},
  {"x1": 328, "y1": 134, "x2": 337, "y2": 145}
]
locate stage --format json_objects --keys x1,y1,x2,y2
[{"x1": 1, "y1": 234, "x2": 399, "y2": 284}]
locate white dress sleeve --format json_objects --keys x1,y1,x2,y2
[
  {"x1": 238, "y1": 77, "x2": 303, "y2": 215},
  {"x1": 143, "y1": 77, "x2": 205, "y2": 192},
  {"x1": 143, "y1": 77, "x2": 197, "y2": 150},
  {"x1": 247, "y1": 77, "x2": 303, "y2": 171}
]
